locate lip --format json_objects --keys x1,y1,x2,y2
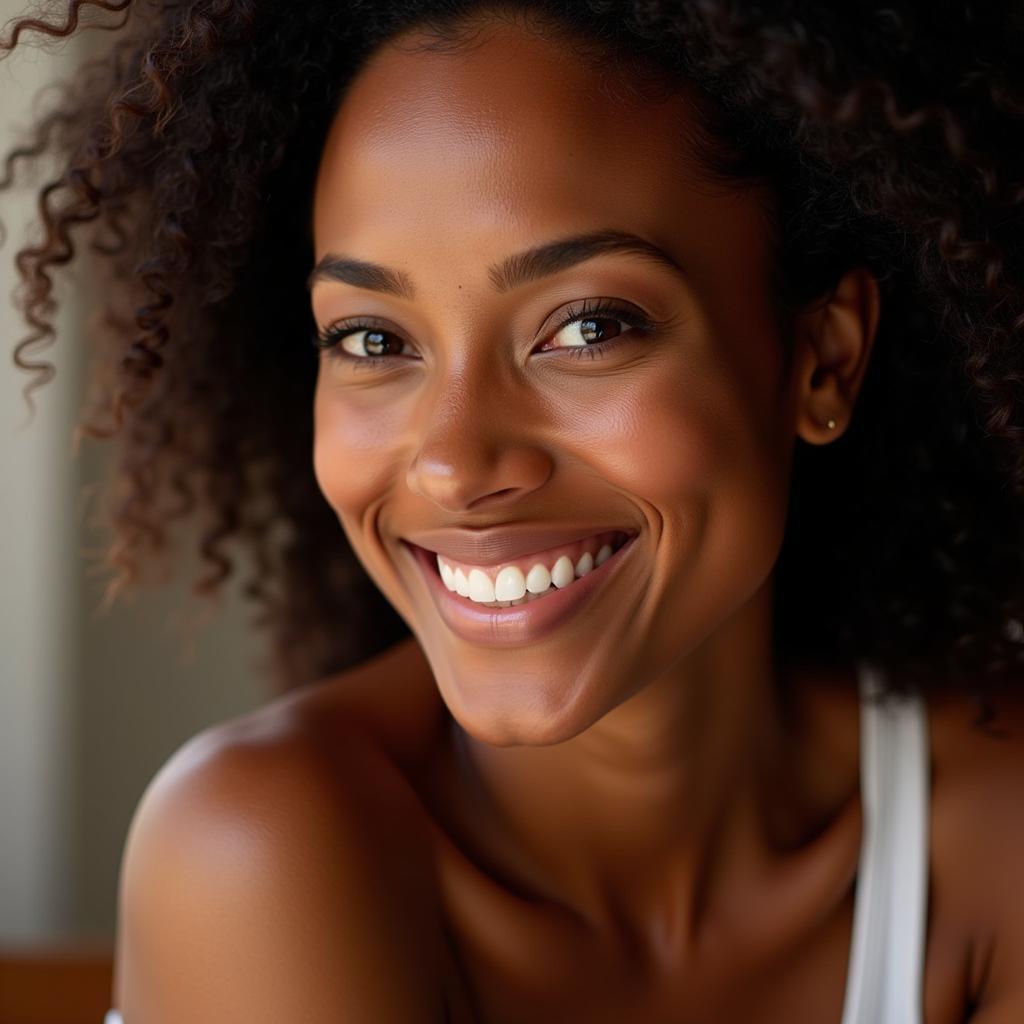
[
  {"x1": 404, "y1": 523, "x2": 637, "y2": 566},
  {"x1": 401, "y1": 532, "x2": 639, "y2": 647}
]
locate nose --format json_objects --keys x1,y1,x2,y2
[{"x1": 405, "y1": 374, "x2": 554, "y2": 514}]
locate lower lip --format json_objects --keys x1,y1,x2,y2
[{"x1": 402, "y1": 534, "x2": 639, "y2": 647}]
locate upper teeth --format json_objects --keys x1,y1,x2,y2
[{"x1": 435, "y1": 533, "x2": 623, "y2": 605}]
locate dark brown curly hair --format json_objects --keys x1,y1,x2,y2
[{"x1": 4, "y1": 0, "x2": 1024, "y2": 711}]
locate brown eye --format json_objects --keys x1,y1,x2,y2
[
  {"x1": 550, "y1": 315, "x2": 627, "y2": 348},
  {"x1": 341, "y1": 328, "x2": 407, "y2": 358},
  {"x1": 534, "y1": 298, "x2": 663, "y2": 362}
]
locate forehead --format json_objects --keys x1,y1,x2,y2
[{"x1": 311, "y1": 19, "x2": 772, "y2": 289}]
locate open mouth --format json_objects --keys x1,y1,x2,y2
[
  {"x1": 401, "y1": 527, "x2": 640, "y2": 646},
  {"x1": 429, "y1": 528, "x2": 634, "y2": 607}
]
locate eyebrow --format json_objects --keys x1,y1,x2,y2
[{"x1": 306, "y1": 228, "x2": 685, "y2": 298}]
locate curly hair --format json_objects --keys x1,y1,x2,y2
[{"x1": 3, "y1": 0, "x2": 1024, "y2": 712}]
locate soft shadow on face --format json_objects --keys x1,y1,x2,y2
[{"x1": 309, "y1": 15, "x2": 817, "y2": 747}]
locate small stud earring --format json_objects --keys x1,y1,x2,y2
[{"x1": 826, "y1": 418, "x2": 837, "y2": 430}]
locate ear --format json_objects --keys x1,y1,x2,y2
[{"x1": 789, "y1": 266, "x2": 880, "y2": 446}]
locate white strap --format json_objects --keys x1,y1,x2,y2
[{"x1": 840, "y1": 660, "x2": 929, "y2": 1024}]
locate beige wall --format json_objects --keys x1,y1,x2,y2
[
  {"x1": 0, "y1": 8, "x2": 82, "y2": 943},
  {"x1": 0, "y1": 4, "x2": 272, "y2": 944}
]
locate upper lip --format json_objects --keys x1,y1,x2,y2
[{"x1": 403, "y1": 524, "x2": 637, "y2": 566}]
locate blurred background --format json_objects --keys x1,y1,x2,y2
[{"x1": 1, "y1": 3, "x2": 274, "y2": 1018}]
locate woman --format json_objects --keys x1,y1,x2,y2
[{"x1": 4, "y1": 1, "x2": 1024, "y2": 1020}]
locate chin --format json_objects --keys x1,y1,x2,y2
[{"x1": 434, "y1": 659, "x2": 613, "y2": 748}]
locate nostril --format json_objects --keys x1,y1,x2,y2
[{"x1": 465, "y1": 486, "x2": 521, "y2": 511}]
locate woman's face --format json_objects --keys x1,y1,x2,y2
[{"x1": 310, "y1": 19, "x2": 827, "y2": 745}]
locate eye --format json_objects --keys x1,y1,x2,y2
[
  {"x1": 549, "y1": 314, "x2": 625, "y2": 348},
  {"x1": 311, "y1": 320, "x2": 417, "y2": 365},
  {"x1": 338, "y1": 327, "x2": 410, "y2": 358},
  {"x1": 538, "y1": 298, "x2": 660, "y2": 359}
]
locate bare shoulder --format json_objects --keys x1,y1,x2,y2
[
  {"x1": 267, "y1": 633, "x2": 447, "y2": 768},
  {"x1": 927, "y1": 688, "x2": 1024, "y2": 1021},
  {"x1": 112, "y1": 636, "x2": 447, "y2": 1023}
]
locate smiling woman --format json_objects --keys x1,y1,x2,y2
[{"x1": 4, "y1": 1, "x2": 1024, "y2": 1022}]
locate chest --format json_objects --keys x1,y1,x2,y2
[
  {"x1": 391, "y1": 691, "x2": 978, "y2": 1024},
  {"x1": 431, "y1": 835, "x2": 970, "y2": 1024}
]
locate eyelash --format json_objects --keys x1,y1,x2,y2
[{"x1": 310, "y1": 297, "x2": 663, "y2": 369}]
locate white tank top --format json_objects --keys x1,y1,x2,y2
[
  {"x1": 103, "y1": 658, "x2": 930, "y2": 1024},
  {"x1": 840, "y1": 658, "x2": 930, "y2": 1023}
]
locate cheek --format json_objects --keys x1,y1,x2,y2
[
  {"x1": 555, "y1": 358, "x2": 789, "y2": 597},
  {"x1": 312, "y1": 375, "x2": 407, "y2": 517},
  {"x1": 556, "y1": 363, "x2": 726, "y2": 507}
]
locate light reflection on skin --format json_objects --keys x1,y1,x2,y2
[{"x1": 309, "y1": 15, "x2": 879, "y2": 935}]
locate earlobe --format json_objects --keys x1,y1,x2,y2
[{"x1": 792, "y1": 265, "x2": 880, "y2": 446}]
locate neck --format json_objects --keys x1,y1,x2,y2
[{"x1": 446, "y1": 584, "x2": 862, "y2": 949}]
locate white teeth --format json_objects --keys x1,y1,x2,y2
[
  {"x1": 494, "y1": 565, "x2": 527, "y2": 601},
  {"x1": 437, "y1": 555, "x2": 456, "y2": 590},
  {"x1": 525, "y1": 562, "x2": 552, "y2": 594},
  {"x1": 467, "y1": 568, "x2": 496, "y2": 603},
  {"x1": 551, "y1": 555, "x2": 575, "y2": 588},
  {"x1": 436, "y1": 534, "x2": 627, "y2": 605},
  {"x1": 476, "y1": 586, "x2": 553, "y2": 608}
]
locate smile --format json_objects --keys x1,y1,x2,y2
[
  {"x1": 402, "y1": 528, "x2": 639, "y2": 647},
  {"x1": 435, "y1": 529, "x2": 632, "y2": 606}
]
